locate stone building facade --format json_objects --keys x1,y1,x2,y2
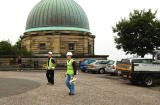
[{"x1": 21, "y1": 30, "x2": 95, "y2": 56}]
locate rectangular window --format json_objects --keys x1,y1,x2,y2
[
  {"x1": 39, "y1": 43, "x2": 46, "y2": 50},
  {"x1": 68, "y1": 43, "x2": 75, "y2": 51},
  {"x1": 45, "y1": 33, "x2": 53, "y2": 35},
  {"x1": 88, "y1": 41, "x2": 91, "y2": 54},
  {"x1": 157, "y1": 54, "x2": 160, "y2": 60}
]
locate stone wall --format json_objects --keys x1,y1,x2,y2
[{"x1": 0, "y1": 56, "x2": 108, "y2": 68}]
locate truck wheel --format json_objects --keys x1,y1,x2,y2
[
  {"x1": 99, "y1": 69, "x2": 105, "y2": 74},
  {"x1": 143, "y1": 76, "x2": 153, "y2": 87}
]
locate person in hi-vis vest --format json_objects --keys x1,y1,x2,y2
[
  {"x1": 46, "y1": 51, "x2": 55, "y2": 85},
  {"x1": 65, "y1": 52, "x2": 77, "y2": 95}
]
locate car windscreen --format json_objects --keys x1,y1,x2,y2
[
  {"x1": 107, "y1": 60, "x2": 115, "y2": 65},
  {"x1": 96, "y1": 61, "x2": 108, "y2": 64},
  {"x1": 121, "y1": 59, "x2": 130, "y2": 63},
  {"x1": 83, "y1": 60, "x2": 88, "y2": 63},
  {"x1": 83, "y1": 59, "x2": 96, "y2": 64},
  {"x1": 132, "y1": 59, "x2": 152, "y2": 63},
  {"x1": 95, "y1": 61, "x2": 100, "y2": 64},
  {"x1": 88, "y1": 60, "x2": 96, "y2": 64}
]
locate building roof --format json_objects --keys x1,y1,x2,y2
[{"x1": 25, "y1": 0, "x2": 90, "y2": 33}]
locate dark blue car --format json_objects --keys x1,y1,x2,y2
[{"x1": 79, "y1": 59, "x2": 96, "y2": 72}]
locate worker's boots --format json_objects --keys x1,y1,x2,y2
[{"x1": 69, "y1": 92, "x2": 75, "y2": 95}]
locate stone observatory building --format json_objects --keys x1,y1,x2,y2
[{"x1": 21, "y1": 0, "x2": 95, "y2": 56}]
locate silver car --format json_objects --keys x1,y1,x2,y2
[
  {"x1": 105, "y1": 60, "x2": 119, "y2": 75},
  {"x1": 87, "y1": 60, "x2": 109, "y2": 74}
]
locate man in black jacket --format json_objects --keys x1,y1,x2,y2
[
  {"x1": 65, "y1": 52, "x2": 77, "y2": 95},
  {"x1": 17, "y1": 56, "x2": 23, "y2": 71},
  {"x1": 46, "y1": 51, "x2": 56, "y2": 85}
]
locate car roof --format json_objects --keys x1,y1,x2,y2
[
  {"x1": 95, "y1": 60, "x2": 108, "y2": 62},
  {"x1": 107, "y1": 60, "x2": 116, "y2": 61},
  {"x1": 122, "y1": 58, "x2": 152, "y2": 60},
  {"x1": 87, "y1": 59, "x2": 96, "y2": 60}
]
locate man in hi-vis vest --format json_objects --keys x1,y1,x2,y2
[
  {"x1": 46, "y1": 51, "x2": 55, "y2": 85},
  {"x1": 65, "y1": 52, "x2": 77, "y2": 95}
]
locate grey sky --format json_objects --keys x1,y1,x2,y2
[{"x1": 0, "y1": 0, "x2": 159, "y2": 60}]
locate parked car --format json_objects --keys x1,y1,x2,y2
[
  {"x1": 79, "y1": 59, "x2": 96, "y2": 72},
  {"x1": 105, "y1": 60, "x2": 119, "y2": 75},
  {"x1": 87, "y1": 60, "x2": 109, "y2": 74}
]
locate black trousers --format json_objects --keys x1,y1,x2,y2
[{"x1": 46, "y1": 70, "x2": 54, "y2": 84}]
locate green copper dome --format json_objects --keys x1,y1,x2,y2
[{"x1": 25, "y1": 0, "x2": 90, "y2": 33}]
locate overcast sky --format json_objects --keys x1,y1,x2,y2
[{"x1": 0, "y1": 0, "x2": 159, "y2": 60}]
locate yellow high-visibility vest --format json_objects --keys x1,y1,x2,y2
[
  {"x1": 47, "y1": 58, "x2": 55, "y2": 70},
  {"x1": 67, "y1": 59, "x2": 74, "y2": 74}
]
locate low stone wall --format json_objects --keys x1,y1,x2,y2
[{"x1": 0, "y1": 55, "x2": 108, "y2": 68}]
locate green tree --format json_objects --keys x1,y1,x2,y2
[
  {"x1": 0, "y1": 39, "x2": 32, "y2": 57},
  {"x1": 13, "y1": 39, "x2": 32, "y2": 57},
  {"x1": 112, "y1": 9, "x2": 160, "y2": 57},
  {"x1": 0, "y1": 40, "x2": 13, "y2": 55}
]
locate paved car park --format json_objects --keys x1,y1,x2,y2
[{"x1": 0, "y1": 70, "x2": 160, "y2": 105}]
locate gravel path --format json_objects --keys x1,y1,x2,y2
[{"x1": 0, "y1": 71, "x2": 160, "y2": 105}]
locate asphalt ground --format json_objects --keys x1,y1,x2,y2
[
  {"x1": 0, "y1": 78, "x2": 40, "y2": 98},
  {"x1": 0, "y1": 70, "x2": 160, "y2": 105}
]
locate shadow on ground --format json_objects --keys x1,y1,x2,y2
[
  {"x1": 0, "y1": 78, "x2": 41, "y2": 99},
  {"x1": 98, "y1": 74, "x2": 122, "y2": 80},
  {"x1": 97, "y1": 73, "x2": 160, "y2": 91}
]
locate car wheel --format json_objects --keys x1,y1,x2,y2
[
  {"x1": 99, "y1": 69, "x2": 105, "y2": 74},
  {"x1": 143, "y1": 76, "x2": 153, "y2": 87},
  {"x1": 81, "y1": 70, "x2": 85, "y2": 72},
  {"x1": 86, "y1": 70, "x2": 90, "y2": 73},
  {"x1": 91, "y1": 71, "x2": 96, "y2": 74},
  {"x1": 117, "y1": 70, "x2": 121, "y2": 76},
  {"x1": 111, "y1": 73, "x2": 116, "y2": 76}
]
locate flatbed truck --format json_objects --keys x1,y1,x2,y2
[{"x1": 117, "y1": 50, "x2": 160, "y2": 87}]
